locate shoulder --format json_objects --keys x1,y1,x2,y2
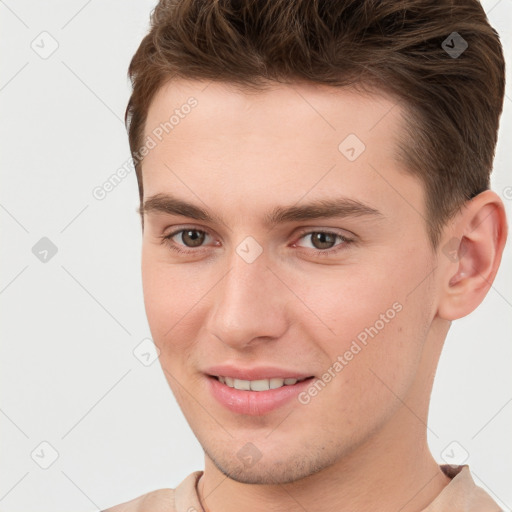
[
  {"x1": 102, "y1": 488, "x2": 176, "y2": 512},
  {"x1": 102, "y1": 470, "x2": 203, "y2": 512}
]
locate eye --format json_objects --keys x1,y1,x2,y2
[
  {"x1": 159, "y1": 227, "x2": 215, "y2": 255},
  {"x1": 173, "y1": 228, "x2": 207, "y2": 247},
  {"x1": 293, "y1": 229, "x2": 353, "y2": 256}
]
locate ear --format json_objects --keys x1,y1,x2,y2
[{"x1": 437, "y1": 190, "x2": 508, "y2": 321}]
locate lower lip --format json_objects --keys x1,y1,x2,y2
[{"x1": 206, "y1": 375, "x2": 314, "y2": 415}]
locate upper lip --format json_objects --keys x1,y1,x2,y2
[{"x1": 204, "y1": 364, "x2": 314, "y2": 381}]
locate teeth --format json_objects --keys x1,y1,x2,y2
[
  {"x1": 270, "y1": 378, "x2": 285, "y2": 389},
  {"x1": 233, "y1": 378, "x2": 251, "y2": 390},
  {"x1": 216, "y1": 376, "x2": 307, "y2": 391},
  {"x1": 247, "y1": 379, "x2": 268, "y2": 391}
]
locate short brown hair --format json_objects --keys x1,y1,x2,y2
[{"x1": 126, "y1": 0, "x2": 505, "y2": 246}]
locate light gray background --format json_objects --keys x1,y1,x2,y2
[{"x1": 1, "y1": 1, "x2": 511, "y2": 511}]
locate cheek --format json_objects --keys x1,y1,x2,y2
[
  {"x1": 295, "y1": 252, "x2": 432, "y2": 394},
  {"x1": 141, "y1": 256, "x2": 208, "y2": 407},
  {"x1": 290, "y1": 259, "x2": 411, "y2": 342},
  {"x1": 141, "y1": 247, "x2": 220, "y2": 357}
]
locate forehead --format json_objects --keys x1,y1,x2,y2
[
  {"x1": 142, "y1": 79, "x2": 407, "y2": 172},
  {"x1": 140, "y1": 79, "x2": 423, "y2": 228},
  {"x1": 144, "y1": 79, "x2": 405, "y2": 147}
]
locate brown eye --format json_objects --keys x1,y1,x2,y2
[
  {"x1": 180, "y1": 229, "x2": 206, "y2": 247},
  {"x1": 309, "y1": 232, "x2": 338, "y2": 250},
  {"x1": 160, "y1": 227, "x2": 216, "y2": 255},
  {"x1": 293, "y1": 229, "x2": 353, "y2": 257},
  {"x1": 298, "y1": 231, "x2": 343, "y2": 250}
]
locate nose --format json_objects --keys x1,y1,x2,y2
[{"x1": 205, "y1": 244, "x2": 289, "y2": 350}]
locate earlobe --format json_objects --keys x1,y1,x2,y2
[{"x1": 437, "y1": 190, "x2": 508, "y2": 321}]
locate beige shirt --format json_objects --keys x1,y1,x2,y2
[{"x1": 103, "y1": 464, "x2": 502, "y2": 512}]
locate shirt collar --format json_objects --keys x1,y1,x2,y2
[{"x1": 173, "y1": 465, "x2": 501, "y2": 512}]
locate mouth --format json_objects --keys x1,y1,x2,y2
[
  {"x1": 206, "y1": 374, "x2": 316, "y2": 415},
  {"x1": 209, "y1": 374, "x2": 314, "y2": 391}
]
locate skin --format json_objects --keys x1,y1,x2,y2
[{"x1": 134, "y1": 79, "x2": 507, "y2": 512}]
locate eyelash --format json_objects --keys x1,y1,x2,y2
[{"x1": 158, "y1": 227, "x2": 354, "y2": 257}]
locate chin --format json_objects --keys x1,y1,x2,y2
[{"x1": 204, "y1": 443, "x2": 339, "y2": 485}]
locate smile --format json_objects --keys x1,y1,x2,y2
[
  {"x1": 207, "y1": 374, "x2": 315, "y2": 415},
  {"x1": 214, "y1": 375, "x2": 310, "y2": 391}
]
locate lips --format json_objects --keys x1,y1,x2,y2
[
  {"x1": 204, "y1": 364, "x2": 314, "y2": 381},
  {"x1": 204, "y1": 364, "x2": 316, "y2": 415}
]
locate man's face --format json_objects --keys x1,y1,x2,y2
[{"x1": 140, "y1": 79, "x2": 440, "y2": 484}]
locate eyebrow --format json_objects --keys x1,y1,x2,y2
[{"x1": 139, "y1": 193, "x2": 383, "y2": 227}]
